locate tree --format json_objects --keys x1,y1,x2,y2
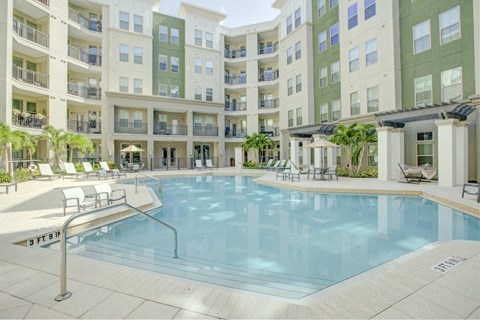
[
  {"x1": 67, "y1": 133, "x2": 93, "y2": 162},
  {"x1": 330, "y1": 124, "x2": 358, "y2": 173},
  {"x1": 353, "y1": 123, "x2": 377, "y2": 174},
  {"x1": 15, "y1": 131, "x2": 41, "y2": 162},
  {"x1": 242, "y1": 133, "x2": 275, "y2": 163},
  {"x1": 41, "y1": 125, "x2": 70, "y2": 170},
  {"x1": 0, "y1": 123, "x2": 24, "y2": 175}
]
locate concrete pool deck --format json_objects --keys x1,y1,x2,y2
[{"x1": 0, "y1": 168, "x2": 479, "y2": 319}]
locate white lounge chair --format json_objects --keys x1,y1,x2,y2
[
  {"x1": 111, "y1": 168, "x2": 127, "y2": 179},
  {"x1": 64, "y1": 162, "x2": 83, "y2": 179},
  {"x1": 61, "y1": 187, "x2": 98, "y2": 215},
  {"x1": 93, "y1": 184, "x2": 126, "y2": 206},
  {"x1": 260, "y1": 159, "x2": 274, "y2": 170},
  {"x1": 82, "y1": 162, "x2": 97, "y2": 178},
  {"x1": 267, "y1": 160, "x2": 280, "y2": 171},
  {"x1": 38, "y1": 163, "x2": 63, "y2": 180},
  {"x1": 205, "y1": 159, "x2": 216, "y2": 170},
  {"x1": 99, "y1": 161, "x2": 111, "y2": 172},
  {"x1": 195, "y1": 159, "x2": 204, "y2": 170},
  {"x1": 97, "y1": 169, "x2": 108, "y2": 180}
]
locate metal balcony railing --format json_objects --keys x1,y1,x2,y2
[
  {"x1": 224, "y1": 49, "x2": 247, "y2": 59},
  {"x1": 12, "y1": 64, "x2": 49, "y2": 88},
  {"x1": 259, "y1": 69, "x2": 280, "y2": 82},
  {"x1": 12, "y1": 18, "x2": 49, "y2": 48},
  {"x1": 225, "y1": 128, "x2": 246, "y2": 138},
  {"x1": 224, "y1": 101, "x2": 247, "y2": 111},
  {"x1": 68, "y1": 120, "x2": 101, "y2": 134},
  {"x1": 153, "y1": 124, "x2": 188, "y2": 135},
  {"x1": 258, "y1": 42, "x2": 279, "y2": 55},
  {"x1": 259, "y1": 98, "x2": 280, "y2": 109},
  {"x1": 225, "y1": 74, "x2": 247, "y2": 85},
  {"x1": 12, "y1": 112, "x2": 48, "y2": 129},
  {"x1": 35, "y1": 0, "x2": 49, "y2": 6},
  {"x1": 68, "y1": 8, "x2": 102, "y2": 33},
  {"x1": 68, "y1": 46, "x2": 102, "y2": 66},
  {"x1": 114, "y1": 121, "x2": 147, "y2": 134},
  {"x1": 67, "y1": 82, "x2": 101, "y2": 100},
  {"x1": 193, "y1": 125, "x2": 219, "y2": 136},
  {"x1": 259, "y1": 126, "x2": 280, "y2": 137}
]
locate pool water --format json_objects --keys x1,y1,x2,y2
[{"x1": 45, "y1": 176, "x2": 480, "y2": 299}]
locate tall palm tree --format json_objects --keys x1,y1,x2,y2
[
  {"x1": 353, "y1": 123, "x2": 377, "y2": 173},
  {"x1": 67, "y1": 133, "x2": 93, "y2": 162},
  {"x1": 41, "y1": 125, "x2": 70, "y2": 170},
  {"x1": 0, "y1": 123, "x2": 24, "y2": 174},
  {"x1": 15, "y1": 131, "x2": 41, "y2": 162},
  {"x1": 242, "y1": 133, "x2": 275, "y2": 164}
]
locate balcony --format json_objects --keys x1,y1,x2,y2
[
  {"x1": 35, "y1": 0, "x2": 49, "y2": 6},
  {"x1": 12, "y1": 65, "x2": 49, "y2": 89},
  {"x1": 258, "y1": 42, "x2": 279, "y2": 55},
  {"x1": 259, "y1": 126, "x2": 280, "y2": 137},
  {"x1": 225, "y1": 101, "x2": 247, "y2": 111},
  {"x1": 68, "y1": 45, "x2": 102, "y2": 66},
  {"x1": 68, "y1": 82, "x2": 101, "y2": 100},
  {"x1": 193, "y1": 125, "x2": 218, "y2": 137},
  {"x1": 12, "y1": 111, "x2": 48, "y2": 129},
  {"x1": 114, "y1": 121, "x2": 147, "y2": 134},
  {"x1": 12, "y1": 18, "x2": 49, "y2": 48},
  {"x1": 68, "y1": 120, "x2": 101, "y2": 134},
  {"x1": 153, "y1": 124, "x2": 188, "y2": 136},
  {"x1": 69, "y1": 8, "x2": 102, "y2": 33},
  {"x1": 225, "y1": 128, "x2": 246, "y2": 138},
  {"x1": 224, "y1": 49, "x2": 246, "y2": 59},
  {"x1": 259, "y1": 98, "x2": 280, "y2": 109},
  {"x1": 259, "y1": 69, "x2": 279, "y2": 82},
  {"x1": 225, "y1": 74, "x2": 247, "y2": 85}
]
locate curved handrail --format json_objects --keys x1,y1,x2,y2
[
  {"x1": 55, "y1": 203, "x2": 178, "y2": 301},
  {"x1": 135, "y1": 172, "x2": 160, "y2": 194}
]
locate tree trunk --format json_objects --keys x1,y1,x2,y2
[
  {"x1": 356, "y1": 145, "x2": 365, "y2": 174},
  {"x1": 7, "y1": 144, "x2": 13, "y2": 176}
]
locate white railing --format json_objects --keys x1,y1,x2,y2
[
  {"x1": 68, "y1": 46, "x2": 102, "y2": 66},
  {"x1": 12, "y1": 64, "x2": 49, "y2": 88},
  {"x1": 12, "y1": 18, "x2": 49, "y2": 48},
  {"x1": 68, "y1": 8, "x2": 102, "y2": 33}
]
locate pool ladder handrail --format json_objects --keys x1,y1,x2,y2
[
  {"x1": 135, "y1": 172, "x2": 161, "y2": 194},
  {"x1": 55, "y1": 203, "x2": 178, "y2": 302}
]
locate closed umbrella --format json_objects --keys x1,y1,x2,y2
[{"x1": 120, "y1": 145, "x2": 145, "y2": 164}]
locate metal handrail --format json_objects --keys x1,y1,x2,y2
[
  {"x1": 55, "y1": 203, "x2": 178, "y2": 301},
  {"x1": 135, "y1": 172, "x2": 160, "y2": 194}
]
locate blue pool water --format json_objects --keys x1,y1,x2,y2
[{"x1": 46, "y1": 176, "x2": 480, "y2": 298}]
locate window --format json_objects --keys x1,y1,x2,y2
[
  {"x1": 206, "y1": 88, "x2": 213, "y2": 101},
  {"x1": 170, "y1": 85, "x2": 179, "y2": 98},
  {"x1": 287, "y1": 47, "x2": 293, "y2": 64},
  {"x1": 348, "y1": 3, "x2": 358, "y2": 29},
  {"x1": 336, "y1": 146, "x2": 342, "y2": 165},
  {"x1": 195, "y1": 29, "x2": 202, "y2": 46},
  {"x1": 318, "y1": 30, "x2": 327, "y2": 52},
  {"x1": 332, "y1": 99, "x2": 341, "y2": 120},
  {"x1": 159, "y1": 54, "x2": 167, "y2": 71},
  {"x1": 417, "y1": 132, "x2": 433, "y2": 166},
  {"x1": 287, "y1": 78, "x2": 293, "y2": 96},
  {"x1": 286, "y1": 15, "x2": 292, "y2": 34},
  {"x1": 331, "y1": 60, "x2": 340, "y2": 83},
  {"x1": 330, "y1": 0, "x2": 338, "y2": 9},
  {"x1": 330, "y1": 23, "x2": 339, "y2": 46},
  {"x1": 441, "y1": 67, "x2": 462, "y2": 102},
  {"x1": 440, "y1": 6, "x2": 460, "y2": 44},
  {"x1": 171, "y1": 56, "x2": 179, "y2": 73},
  {"x1": 364, "y1": 0, "x2": 376, "y2": 20},
  {"x1": 159, "y1": 25, "x2": 168, "y2": 42},
  {"x1": 367, "y1": 145, "x2": 378, "y2": 166},
  {"x1": 296, "y1": 74, "x2": 302, "y2": 93},
  {"x1": 288, "y1": 110, "x2": 293, "y2": 127},
  {"x1": 12, "y1": 98, "x2": 22, "y2": 110},
  {"x1": 295, "y1": 8, "x2": 301, "y2": 28},
  {"x1": 119, "y1": 110, "x2": 129, "y2": 127},
  {"x1": 194, "y1": 86, "x2": 202, "y2": 100},
  {"x1": 414, "y1": 74, "x2": 432, "y2": 107},
  {"x1": 320, "y1": 103, "x2": 328, "y2": 123},
  {"x1": 119, "y1": 77, "x2": 128, "y2": 92},
  {"x1": 318, "y1": 0, "x2": 326, "y2": 16},
  {"x1": 206, "y1": 60, "x2": 213, "y2": 76},
  {"x1": 296, "y1": 107, "x2": 302, "y2": 126},
  {"x1": 205, "y1": 32, "x2": 213, "y2": 48},
  {"x1": 413, "y1": 20, "x2": 430, "y2": 54},
  {"x1": 194, "y1": 58, "x2": 202, "y2": 74},
  {"x1": 158, "y1": 84, "x2": 167, "y2": 96},
  {"x1": 350, "y1": 91, "x2": 360, "y2": 115},
  {"x1": 134, "y1": 79, "x2": 143, "y2": 94},
  {"x1": 133, "y1": 111, "x2": 143, "y2": 129},
  {"x1": 26, "y1": 101, "x2": 36, "y2": 113},
  {"x1": 365, "y1": 38, "x2": 377, "y2": 66},
  {"x1": 134, "y1": 47, "x2": 143, "y2": 64},
  {"x1": 134, "y1": 15, "x2": 143, "y2": 33},
  {"x1": 119, "y1": 12, "x2": 129, "y2": 30},
  {"x1": 119, "y1": 44, "x2": 128, "y2": 62},
  {"x1": 319, "y1": 66, "x2": 327, "y2": 88},
  {"x1": 367, "y1": 86, "x2": 379, "y2": 113},
  {"x1": 295, "y1": 41, "x2": 301, "y2": 60},
  {"x1": 349, "y1": 47, "x2": 359, "y2": 72},
  {"x1": 171, "y1": 28, "x2": 179, "y2": 45}
]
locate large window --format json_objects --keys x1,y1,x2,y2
[
  {"x1": 159, "y1": 25, "x2": 168, "y2": 42},
  {"x1": 331, "y1": 60, "x2": 340, "y2": 83},
  {"x1": 158, "y1": 84, "x2": 167, "y2": 96},
  {"x1": 365, "y1": 38, "x2": 377, "y2": 66},
  {"x1": 205, "y1": 32, "x2": 213, "y2": 48},
  {"x1": 134, "y1": 79, "x2": 142, "y2": 94},
  {"x1": 287, "y1": 47, "x2": 293, "y2": 64},
  {"x1": 133, "y1": 111, "x2": 143, "y2": 129},
  {"x1": 134, "y1": 47, "x2": 143, "y2": 64},
  {"x1": 159, "y1": 54, "x2": 167, "y2": 71},
  {"x1": 367, "y1": 86, "x2": 379, "y2": 113},
  {"x1": 119, "y1": 44, "x2": 129, "y2": 62},
  {"x1": 441, "y1": 67, "x2": 462, "y2": 102},
  {"x1": 171, "y1": 28, "x2": 179, "y2": 45},
  {"x1": 194, "y1": 58, "x2": 202, "y2": 74},
  {"x1": 414, "y1": 74, "x2": 432, "y2": 107},
  {"x1": 171, "y1": 56, "x2": 179, "y2": 73},
  {"x1": 330, "y1": 23, "x2": 339, "y2": 46},
  {"x1": 439, "y1": 6, "x2": 460, "y2": 44},
  {"x1": 349, "y1": 47, "x2": 359, "y2": 72},
  {"x1": 318, "y1": 0, "x2": 326, "y2": 17},
  {"x1": 295, "y1": 41, "x2": 301, "y2": 60},
  {"x1": 348, "y1": 3, "x2": 358, "y2": 29},
  {"x1": 288, "y1": 110, "x2": 293, "y2": 127},
  {"x1": 206, "y1": 88, "x2": 213, "y2": 101},
  {"x1": 295, "y1": 8, "x2": 301, "y2": 28},
  {"x1": 417, "y1": 132, "x2": 433, "y2": 166},
  {"x1": 134, "y1": 15, "x2": 143, "y2": 33},
  {"x1": 119, "y1": 77, "x2": 128, "y2": 93},
  {"x1": 318, "y1": 30, "x2": 327, "y2": 52},
  {"x1": 287, "y1": 78, "x2": 293, "y2": 96},
  {"x1": 194, "y1": 29, "x2": 202, "y2": 46},
  {"x1": 330, "y1": 0, "x2": 338, "y2": 9},
  {"x1": 194, "y1": 86, "x2": 202, "y2": 100},
  {"x1": 319, "y1": 66, "x2": 327, "y2": 88},
  {"x1": 367, "y1": 145, "x2": 378, "y2": 166},
  {"x1": 332, "y1": 99, "x2": 341, "y2": 121},
  {"x1": 119, "y1": 12, "x2": 129, "y2": 30},
  {"x1": 170, "y1": 85, "x2": 179, "y2": 98},
  {"x1": 364, "y1": 0, "x2": 376, "y2": 21},
  {"x1": 350, "y1": 91, "x2": 360, "y2": 116},
  {"x1": 320, "y1": 103, "x2": 328, "y2": 123},
  {"x1": 413, "y1": 20, "x2": 430, "y2": 54},
  {"x1": 206, "y1": 60, "x2": 213, "y2": 76},
  {"x1": 296, "y1": 74, "x2": 302, "y2": 93},
  {"x1": 296, "y1": 107, "x2": 302, "y2": 126},
  {"x1": 286, "y1": 15, "x2": 292, "y2": 34}
]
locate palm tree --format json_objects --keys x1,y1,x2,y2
[
  {"x1": 41, "y1": 125, "x2": 70, "y2": 170},
  {"x1": 353, "y1": 123, "x2": 377, "y2": 174},
  {"x1": 67, "y1": 133, "x2": 93, "y2": 162},
  {"x1": 330, "y1": 124, "x2": 358, "y2": 173},
  {"x1": 0, "y1": 123, "x2": 24, "y2": 175},
  {"x1": 15, "y1": 131, "x2": 41, "y2": 162},
  {"x1": 242, "y1": 133, "x2": 275, "y2": 164}
]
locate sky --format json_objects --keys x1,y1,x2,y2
[{"x1": 158, "y1": 0, "x2": 280, "y2": 27}]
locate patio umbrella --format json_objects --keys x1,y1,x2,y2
[
  {"x1": 305, "y1": 139, "x2": 336, "y2": 169},
  {"x1": 120, "y1": 145, "x2": 145, "y2": 163}
]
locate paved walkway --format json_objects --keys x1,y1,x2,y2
[{"x1": 0, "y1": 169, "x2": 479, "y2": 319}]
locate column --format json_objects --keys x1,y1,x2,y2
[
  {"x1": 235, "y1": 147, "x2": 243, "y2": 170},
  {"x1": 302, "y1": 139, "x2": 311, "y2": 167},
  {"x1": 435, "y1": 119, "x2": 458, "y2": 187},
  {"x1": 312, "y1": 134, "x2": 321, "y2": 168},
  {"x1": 327, "y1": 147, "x2": 336, "y2": 168},
  {"x1": 391, "y1": 128, "x2": 405, "y2": 180},
  {"x1": 147, "y1": 138, "x2": 154, "y2": 171},
  {"x1": 290, "y1": 137, "x2": 301, "y2": 165},
  {"x1": 455, "y1": 122, "x2": 469, "y2": 185},
  {"x1": 377, "y1": 127, "x2": 404, "y2": 181}
]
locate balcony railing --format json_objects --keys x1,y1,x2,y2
[
  {"x1": 68, "y1": 120, "x2": 101, "y2": 134},
  {"x1": 114, "y1": 121, "x2": 147, "y2": 134},
  {"x1": 193, "y1": 125, "x2": 219, "y2": 137},
  {"x1": 12, "y1": 111, "x2": 48, "y2": 129},
  {"x1": 68, "y1": 82, "x2": 101, "y2": 100},
  {"x1": 259, "y1": 126, "x2": 280, "y2": 137},
  {"x1": 153, "y1": 124, "x2": 188, "y2": 136},
  {"x1": 35, "y1": 0, "x2": 49, "y2": 6},
  {"x1": 259, "y1": 69, "x2": 279, "y2": 82},
  {"x1": 68, "y1": 45, "x2": 102, "y2": 66},
  {"x1": 69, "y1": 8, "x2": 102, "y2": 33},
  {"x1": 12, "y1": 64, "x2": 49, "y2": 88},
  {"x1": 259, "y1": 98, "x2": 280, "y2": 109},
  {"x1": 225, "y1": 128, "x2": 246, "y2": 138},
  {"x1": 12, "y1": 18, "x2": 49, "y2": 48},
  {"x1": 224, "y1": 49, "x2": 247, "y2": 59},
  {"x1": 224, "y1": 101, "x2": 247, "y2": 111},
  {"x1": 258, "y1": 42, "x2": 279, "y2": 55},
  {"x1": 225, "y1": 74, "x2": 247, "y2": 85}
]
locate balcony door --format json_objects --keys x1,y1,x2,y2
[{"x1": 194, "y1": 144, "x2": 210, "y2": 161}]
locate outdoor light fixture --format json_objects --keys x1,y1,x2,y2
[
  {"x1": 220, "y1": 149, "x2": 223, "y2": 156},
  {"x1": 108, "y1": 149, "x2": 112, "y2": 156},
  {"x1": 149, "y1": 149, "x2": 152, "y2": 157}
]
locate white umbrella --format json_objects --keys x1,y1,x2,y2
[
  {"x1": 305, "y1": 139, "x2": 336, "y2": 169},
  {"x1": 120, "y1": 145, "x2": 145, "y2": 164}
]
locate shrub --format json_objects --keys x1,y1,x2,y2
[
  {"x1": 74, "y1": 162, "x2": 85, "y2": 172},
  {"x1": 93, "y1": 163, "x2": 101, "y2": 171},
  {"x1": 107, "y1": 161, "x2": 117, "y2": 169},
  {"x1": 14, "y1": 168, "x2": 30, "y2": 182},
  {"x1": 242, "y1": 161, "x2": 257, "y2": 169},
  {"x1": 0, "y1": 172, "x2": 12, "y2": 183},
  {"x1": 337, "y1": 167, "x2": 350, "y2": 177},
  {"x1": 350, "y1": 168, "x2": 378, "y2": 178}
]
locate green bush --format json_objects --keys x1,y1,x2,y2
[
  {"x1": 107, "y1": 161, "x2": 117, "y2": 169},
  {"x1": 14, "y1": 168, "x2": 30, "y2": 182},
  {"x1": 242, "y1": 161, "x2": 257, "y2": 169},
  {"x1": 350, "y1": 168, "x2": 378, "y2": 178},
  {"x1": 93, "y1": 163, "x2": 101, "y2": 170},
  {"x1": 74, "y1": 162, "x2": 85, "y2": 172},
  {"x1": 337, "y1": 167, "x2": 350, "y2": 177},
  {"x1": 0, "y1": 172, "x2": 12, "y2": 183}
]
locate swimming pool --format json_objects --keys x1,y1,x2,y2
[{"x1": 45, "y1": 176, "x2": 480, "y2": 299}]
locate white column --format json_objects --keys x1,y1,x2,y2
[
  {"x1": 327, "y1": 147, "x2": 336, "y2": 167},
  {"x1": 313, "y1": 134, "x2": 321, "y2": 168},
  {"x1": 235, "y1": 147, "x2": 243, "y2": 170},
  {"x1": 290, "y1": 137, "x2": 300, "y2": 165},
  {"x1": 455, "y1": 122, "x2": 469, "y2": 185},
  {"x1": 302, "y1": 139, "x2": 311, "y2": 166},
  {"x1": 391, "y1": 128, "x2": 405, "y2": 180},
  {"x1": 377, "y1": 127, "x2": 404, "y2": 181},
  {"x1": 435, "y1": 119, "x2": 458, "y2": 187}
]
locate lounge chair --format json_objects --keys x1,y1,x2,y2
[
  {"x1": 99, "y1": 161, "x2": 111, "y2": 172},
  {"x1": 97, "y1": 169, "x2": 108, "y2": 180},
  {"x1": 64, "y1": 162, "x2": 83, "y2": 179},
  {"x1": 272, "y1": 160, "x2": 287, "y2": 172},
  {"x1": 286, "y1": 167, "x2": 301, "y2": 182},
  {"x1": 206, "y1": 159, "x2": 216, "y2": 170},
  {"x1": 275, "y1": 161, "x2": 292, "y2": 179},
  {"x1": 38, "y1": 164, "x2": 63, "y2": 180},
  {"x1": 111, "y1": 168, "x2": 127, "y2": 179},
  {"x1": 195, "y1": 159, "x2": 204, "y2": 170},
  {"x1": 61, "y1": 187, "x2": 98, "y2": 215},
  {"x1": 462, "y1": 183, "x2": 480, "y2": 203},
  {"x1": 82, "y1": 162, "x2": 97, "y2": 178},
  {"x1": 260, "y1": 159, "x2": 274, "y2": 170},
  {"x1": 398, "y1": 163, "x2": 436, "y2": 184},
  {"x1": 267, "y1": 160, "x2": 281, "y2": 171},
  {"x1": 93, "y1": 184, "x2": 127, "y2": 206}
]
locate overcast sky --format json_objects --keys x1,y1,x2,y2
[{"x1": 158, "y1": 0, "x2": 280, "y2": 27}]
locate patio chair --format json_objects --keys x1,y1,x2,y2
[
  {"x1": 267, "y1": 160, "x2": 280, "y2": 171},
  {"x1": 64, "y1": 162, "x2": 83, "y2": 179},
  {"x1": 260, "y1": 159, "x2": 274, "y2": 170},
  {"x1": 275, "y1": 161, "x2": 292, "y2": 179},
  {"x1": 462, "y1": 183, "x2": 480, "y2": 203},
  {"x1": 287, "y1": 167, "x2": 301, "y2": 182},
  {"x1": 93, "y1": 184, "x2": 127, "y2": 206},
  {"x1": 82, "y1": 162, "x2": 97, "y2": 178},
  {"x1": 99, "y1": 161, "x2": 112, "y2": 172},
  {"x1": 325, "y1": 166, "x2": 338, "y2": 181},
  {"x1": 272, "y1": 160, "x2": 286, "y2": 172},
  {"x1": 398, "y1": 163, "x2": 436, "y2": 184},
  {"x1": 131, "y1": 163, "x2": 141, "y2": 172},
  {"x1": 111, "y1": 168, "x2": 127, "y2": 179},
  {"x1": 205, "y1": 159, "x2": 216, "y2": 170},
  {"x1": 195, "y1": 159, "x2": 204, "y2": 170},
  {"x1": 61, "y1": 187, "x2": 98, "y2": 215},
  {"x1": 96, "y1": 169, "x2": 108, "y2": 180},
  {"x1": 38, "y1": 163, "x2": 63, "y2": 181}
]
